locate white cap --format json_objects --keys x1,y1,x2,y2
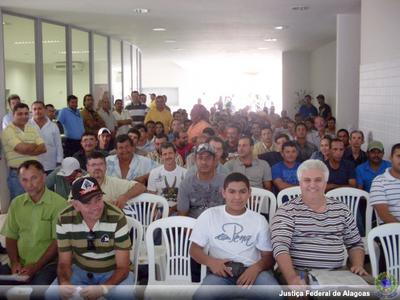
[
  {"x1": 57, "y1": 157, "x2": 81, "y2": 177},
  {"x1": 98, "y1": 127, "x2": 111, "y2": 135}
]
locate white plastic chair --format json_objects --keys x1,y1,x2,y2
[
  {"x1": 247, "y1": 188, "x2": 277, "y2": 221},
  {"x1": 326, "y1": 187, "x2": 370, "y2": 254},
  {"x1": 368, "y1": 223, "x2": 400, "y2": 281},
  {"x1": 125, "y1": 216, "x2": 143, "y2": 286},
  {"x1": 123, "y1": 193, "x2": 169, "y2": 279},
  {"x1": 144, "y1": 216, "x2": 206, "y2": 299},
  {"x1": 276, "y1": 186, "x2": 301, "y2": 207}
]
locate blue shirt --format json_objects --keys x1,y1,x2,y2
[
  {"x1": 356, "y1": 160, "x2": 391, "y2": 192},
  {"x1": 299, "y1": 104, "x2": 318, "y2": 120},
  {"x1": 272, "y1": 161, "x2": 300, "y2": 185},
  {"x1": 326, "y1": 160, "x2": 356, "y2": 185},
  {"x1": 57, "y1": 107, "x2": 84, "y2": 140}
]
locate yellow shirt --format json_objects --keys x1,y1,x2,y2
[
  {"x1": 2, "y1": 123, "x2": 44, "y2": 168},
  {"x1": 253, "y1": 142, "x2": 278, "y2": 157},
  {"x1": 144, "y1": 108, "x2": 173, "y2": 133}
]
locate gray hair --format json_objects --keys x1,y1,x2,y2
[{"x1": 297, "y1": 159, "x2": 329, "y2": 182}]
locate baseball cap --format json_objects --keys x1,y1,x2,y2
[
  {"x1": 195, "y1": 143, "x2": 215, "y2": 156},
  {"x1": 71, "y1": 177, "x2": 104, "y2": 203},
  {"x1": 57, "y1": 157, "x2": 81, "y2": 177},
  {"x1": 367, "y1": 141, "x2": 384, "y2": 152},
  {"x1": 98, "y1": 127, "x2": 111, "y2": 135}
]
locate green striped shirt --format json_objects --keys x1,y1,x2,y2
[{"x1": 56, "y1": 201, "x2": 131, "y2": 273}]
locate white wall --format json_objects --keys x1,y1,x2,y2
[
  {"x1": 5, "y1": 60, "x2": 35, "y2": 103},
  {"x1": 310, "y1": 41, "x2": 337, "y2": 117},
  {"x1": 282, "y1": 51, "x2": 311, "y2": 118},
  {"x1": 359, "y1": 0, "x2": 400, "y2": 155}
]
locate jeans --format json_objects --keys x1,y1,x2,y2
[
  {"x1": 45, "y1": 265, "x2": 135, "y2": 300},
  {"x1": 193, "y1": 270, "x2": 282, "y2": 300},
  {"x1": 7, "y1": 168, "x2": 25, "y2": 201}
]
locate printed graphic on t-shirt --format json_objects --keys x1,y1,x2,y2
[{"x1": 214, "y1": 223, "x2": 255, "y2": 247}]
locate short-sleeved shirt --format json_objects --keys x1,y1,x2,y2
[
  {"x1": 106, "y1": 154, "x2": 158, "y2": 181},
  {"x1": 1, "y1": 188, "x2": 67, "y2": 266},
  {"x1": 56, "y1": 201, "x2": 131, "y2": 273},
  {"x1": 112, "y1": 110, "x2": 132, "y2": 135},
  {"x1": 343, "y1": 148, "x2": 368, "y2": 167},
  {"x1": 259, "y1": 151, "x2": 283, "y2": 167},
  {"x1": 125, "y1": 103, "x2": 148, "y2": 125},
  {"x1": 325, "y1": 159, "x2": 356, "y2": 185},
  {"x1": 298, "y1": 104, "x2": 318, "y2": 119},
  {"x1": 272, "y1": 161, "x2": 300, "y2": 185},
  {"x1": 356, "y1": 160, "x2": 391, "y2": 192},
  {"x1": 58, "y1": 107, "x2": 85, "y2": 140},
  {"x1": 2, "y1": 122, "x2": 45, "y2": 168},
  {"x1": 97, "y1": 109, "x2": 118, "y2": 132},
  {"x1": 148, "y1": 165, "x2": 187, "y2": 204},
  {"x1": 225, "y1": 158, "x2": 272, "y2": 188},
  {"x1": 271, "y1": 196, "x2": 363, "y2": 270},
  {"x1": 370, "y1": 168, "x2": 400, "y2": 222},
  {"x1": 100, "y1": 176, "x2": 138, "y2": 203},
  {"x1": 177, "y1": 173, "x2": 225, "y2": 218},
  {"x1": 46, "y1": 167, "x2": 87, "y2": 200},
  {"x1": 253, "y1": 142, "x2": 278, "y2": 157},
  {"x1": 144, "y1": 108, "x2": 172, "y2": 133},
  {"x1": 190, "y1": 205, "x2": 272, "y2": 267},
  {"x1": 294, "y1": 141, "x2": 317, "y2": 162}
]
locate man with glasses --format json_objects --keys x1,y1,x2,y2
[{"x1": 47, "y1": 177, "x2": 134, "y2": 299}]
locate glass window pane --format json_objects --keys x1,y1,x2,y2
[
  {"x1": 3, "y1": 14, "x2": 36, "y2": 107},
  {"x1": 42, "y1": 22, "x2": 66, "y2": 108},
  {"x1": 93, "y1": 34, "x2": 108, "y2": 107},
  {"x1": 122, "y1": 42, "x2": 132, "y2": 103},
  {"x1": 111, "y1": 39, "x2": 122, "y2": 101},
  {"x1": 72, "y1": 29, "x2": 89, "y2": 101}
]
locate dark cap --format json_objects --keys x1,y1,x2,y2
[{"x1": 71, "y1": 177, "x2": 104, "y2": 203}]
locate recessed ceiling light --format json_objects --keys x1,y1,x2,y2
[
  {"x1": 152, "y1": 28, "x2": 166, "y2": 32},
  {"x1": 264, "y1": 38, "x2": 277, "y2": 42},
  {"x1": 274, "y1": 25, "x2": 288, "y2": 30},
  {"x1": 165, "y1": 40, "x2": 176, "y2": 43},
  {"x1": 133, "y1": 8, "x2": 149, "y2": 14},
  {"x1": 292, "y1": 6, "x2": 309, "y2": 11}
]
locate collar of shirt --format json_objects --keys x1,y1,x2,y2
[{"x1": 22, "y1": 187, "x2": 52, "y2": 206}]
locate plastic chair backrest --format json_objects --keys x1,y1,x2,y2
[
  {"x1": 125, "y1": 216, "x2": 143, "y2": 286},
  {"x1": 277, "y1": 186, "x2": 301, "y2": 207},
  {"x1": 145, "y1": 216, "x2": 205, "y2": 285},
  {"x1": 368, "y1": 223, "x2": 400, "y2": 281},
  {"x1": 247, "y1": 187, "x2": 277, "y2": 221}
]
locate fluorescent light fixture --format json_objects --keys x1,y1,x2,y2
[
  {"x1": 58, "y1": 50, "x2": 89, "y2": 54},
  {"x1": 133, "y1": 8, "x2": 149, "y2": 14},
  {"x1": 152, "y1": 27, "x2": 166, "y2": 31},
  {"x1": 14, "y1": 41, "x2": 34, "y2": 45},
  {"x1": 264, "y1": 38, "x2": 277, "y2": 42},
  {"x1": 165, "y1": 40, "x2": 176, "y2": 43}
]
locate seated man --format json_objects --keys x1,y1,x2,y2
[
  {"x1": 272, "y1": 141, "x2": 300, "y2": 193},
  {"x1": 147, "y1": 133, "x2": 184, "y2": 166},
  {"x1": 190, "y1": 173, "x2": 281, "y2": 300},
  {"x1": 258, "y1": 133, "x2": 290, "y2": 167},
  {"x1": 46, "y1": 177, "x2": 134, "y2": 299},
  {"x1": 46, "y1": 157, "x2": 86, "y2": 200},
  {"x1": 0, "y1": 160, "x2": 67, "y2": 292},
  {"x1": 271, "y1": 160, "x2": 367, "y2": 286},
  {"x1": 98, "y1": 127, "x2": 114, "y2": 152},
  {"x1": 73, "y1": 132, "x2": 106, "y2": 170}
]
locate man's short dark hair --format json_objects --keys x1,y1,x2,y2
[
  {"x1": 128, "y1": 128, "x2": 141, "y2": 139},
  {"x1": 316, "y1": 94, "x2": 325, "y2": 101},
  {"x1": 239, "y1": 135, "x2": 254, "y2": 146},
  {"x1": 83, "y1": 94, "x2": 93, "y2": 104},
  {"x1": 155, "y1": 121, "x2": 164, "y2": 129},
  {"x1": 87, "y1": 151, "x2": 106, "y2": 162},
  {"x1": 350, "y1": 130, "x2": 364, "y2": 140},
  {"x1": 31, "y1": 101, "x2": 45, "y2": 107},
  {"x1": 260, "y1": 125, "x2": 272, "y2": 132},
  {"x1": 327, "y1": 116, "x2": 336, "y2": 123},
  {"x1": 18, "y1": 160, "x2": 45, "y2": 174},
  {"x1": 391, "y1": 143, "x2": 400, "y2": 156},
  {"x1": 295, "y1": 122, "x2": 307, "y2": 131},
  {"x1": 274, "y1": 133, "x2": 290, "y2": 143},
  {"x1": 45, "y1": 104, "x2": 55, "y2": 109},
  {"x1": 13, "y1": 103, "x2": 29, "y2": 114},
  {"x1": 116, "y1": 134, "x2": 134, "y2": 146},
  {"x1": 67, "y1": 95, "x2": 78, "y2": 103},
  {"x1": 145, "y1": 120, "x2": 155, "y2": 126},
  {"x1": 282, "y1": 141, "x2": 297, "y2": 151},
  {"x1": 81, "y1": 132, "x2": 97, "y2": 141},
  {"x1": 202, "y1": 127, "x2": 215, "y2": 136},
  {"x1": 160, "y1": 142, "x2": 176, "y2": 153},
  {"x1": 7, "y1": 94, "x2": 20, "y2": 105},
  {"x1": 114, "y1": 99, "x2": 123, "y2": 104},
  {"x1": 330, "y1": 138, "x2": 345, "y2": 148},
  {"x1": 337, "y1": 128, "x2": 349, "y2": 136},
  {"x1": 223, "y1": 172, "x2": 250, "y2": 190},
  {"x1": 134, "y1": 124, "x2": 147, "y2": 133}
]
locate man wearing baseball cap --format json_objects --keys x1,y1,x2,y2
[
  {"x1": 46, "y1": 157, "x2": 86, "y2": 199},
  {"x1": 177, "y1": 143, "x2": 225, "y2": 218},
  {"x1": 356, "y1": 140, "x2": 391, "y2": 192},
  {"x1": 47, "y1": 177, "x2": 134, "y2": 299},
  {"x1": 98, "y1": 127, "x2": 114, "y2": 152}
]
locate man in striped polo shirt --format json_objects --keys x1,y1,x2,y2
[
  {"x1": 370, "y1": 143, "x2": 400, "y2": 223},
  {"x1": 271, "y1": 160, "x2": 367, "y2": 286},
  {"x1": 47, "y1": 177, "x2": 134, "y2": 300}
]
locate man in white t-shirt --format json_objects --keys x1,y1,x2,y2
[
  {"x1": 148, "y1": 142, "x2": 186, "y2": 213},
  {"x1": 190, "y1": 172, "x2": 281, "y2": 300}
]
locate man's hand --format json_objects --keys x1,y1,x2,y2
[
  {"x1": 350, "y1": 265, "x2": 368, "y2": 276},
  {"x1": 208, "y1": 258, "x2": 233, "y2": 277},
  {"x1": 11, "y1": 262, "x2": 22, "y2": 274},
  {"x1": 114, "y1": 195, "x2": 128, "y2": 209},
  {"x1": 237, "y1": 264, "x2": 262, "y2": 288},
  {"x1": 59, "y1": 285, "x2": 76, "y2": 300},
  {"x1": 80, "y1": 285, "x2": 104, "y2": 300},
  {"x1": 19, "y1": 263, "x2": 39, "y2": 279}
]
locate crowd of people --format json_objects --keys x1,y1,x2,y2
[{"x1": 0, "y1": 90, "x2": 399, "y2": 299}]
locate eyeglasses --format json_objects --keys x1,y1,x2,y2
[{"x1": 87, "y1": 230, "x2": 96, "y2": 251}]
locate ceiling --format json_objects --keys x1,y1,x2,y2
[{"x1": 1, "y1": 0, "x2": 361, "y2": 61}]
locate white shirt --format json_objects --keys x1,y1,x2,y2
[
  {"x1": 147, "y1": 165, "x2": 186, "y2": 205},
  {"x1": 30, "y1": 118, "x2": 63, "y2": 171},
  {"x1": 106, "y1": 154, "x2": 158, "y2": 181},
  {"x1": 190, "y1": 205, "x2": 272, "y2": 267},
  {"x1": 2, "y1": 111, "x2": 12, "y2": 129},
  {"x1": 112, "y1": 109, "x2": 132, "y2": 136}
]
